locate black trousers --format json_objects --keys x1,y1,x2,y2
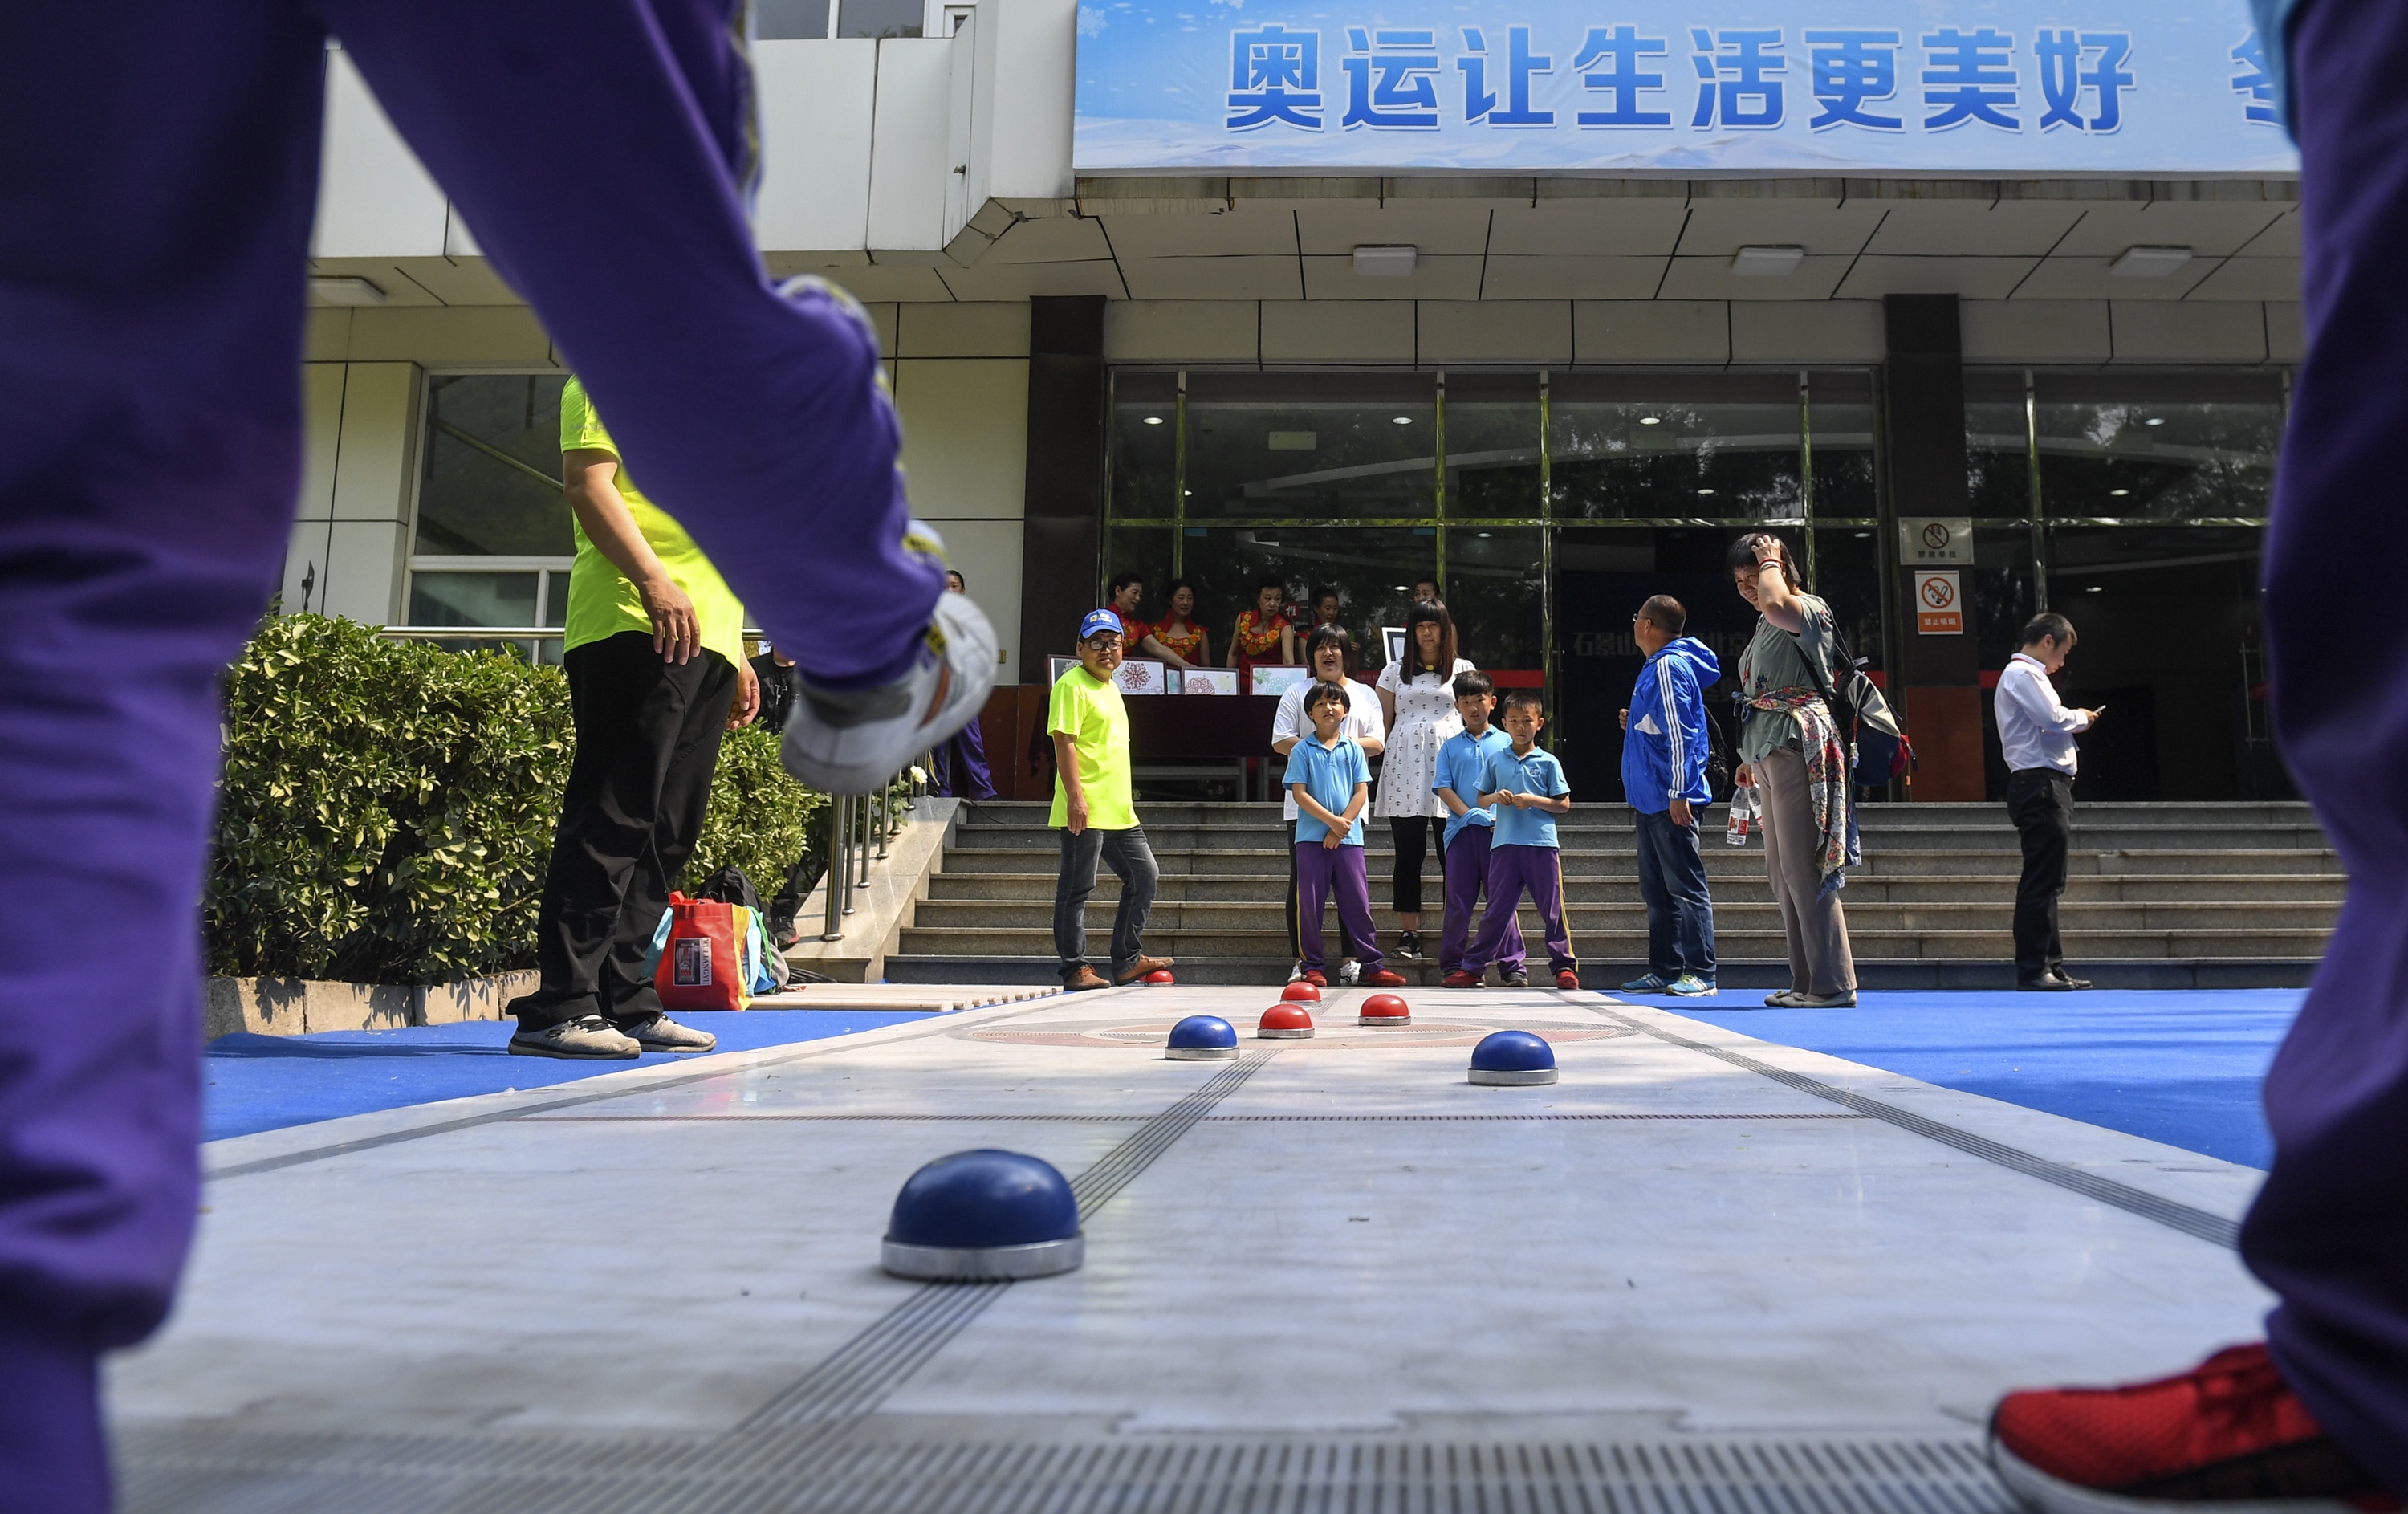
[
  {"x1": 1388, "y1": 815, "x2": 1446, "y2": 915},
  {"x1": 2007, "y1": 767, "x2": 2074, "y2": 982},
  {"x1": 513, "y1": 633, "x2": 738, "y2": 1031},
  {"x1": 1053, "y1": 825, "x2": 1160, "y2": 979}
]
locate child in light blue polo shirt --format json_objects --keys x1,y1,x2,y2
[
  {"x1": 1431, "y1": 670, "x2": 1525, "y2": 983},
  {"x1": 1454, "y1": 688, "x2": 1579, "y2": 990},
  {"x1": 1288, "y1": 682, "x2": 1408, "y2": 989}
]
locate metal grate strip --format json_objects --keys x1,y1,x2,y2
[
  {"x1": 116, "y1": 1427, "x2": 2015, "y2": 1514},
  {"x1": 1587, "y1": 1003, "x2": 2242, "y2": 1249}
]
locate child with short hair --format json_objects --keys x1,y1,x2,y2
[
  {"x1": 1431, "y1": 670, "x2": 1526, "y2": 987},
  {"x1": 1453, "y1": 688, "x2": 1580, "y2": 991},
  {"x1": 1288, "y1": 681, "x2": 1409, "y2": 990}
]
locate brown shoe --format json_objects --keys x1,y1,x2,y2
[
  {"x1": 1113, "y1": 954, "x2": 1176, "y2": 986},
  {"x1": 1062, "y1": 966, "x2": 1110, "y2": 991}
]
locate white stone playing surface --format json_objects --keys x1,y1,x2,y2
[{"x1": 111, "y1": 986, "x2": 2274, "y2": 1509}]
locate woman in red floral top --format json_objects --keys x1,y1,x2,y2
[
  {"x1": 1226, "y1": 575, "x2": 1297, "y2": 682},
  {"x1": 1145, "y1": 580, "x2": 1210, "y2": 669}
]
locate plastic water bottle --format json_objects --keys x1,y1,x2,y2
[{"x1": 1726, "y1": 784, "x2": 1760, "y2": 846}]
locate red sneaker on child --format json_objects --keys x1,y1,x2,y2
[
  {"x1": 1442, "y1": 971, "x2": 1483, "y2": 989},
  {"x1": 1555, "y1": 970, "x2": 1581, "y2": 990},
  {"x1": 1361, "y1": 968, "x2": 1407, "y2": 988},
  {"x1": 1990, "y1": 1343, "x2": 2398, "y2": 1514},
  {"x1": 1300, "y1": 970, "x2": 1328, "y2": 988}
]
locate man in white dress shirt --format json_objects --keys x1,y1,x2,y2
[{"x1": 1995, "y1": 613, "x2": 2102, "y2": 991}]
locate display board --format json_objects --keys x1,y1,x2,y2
[{"x1": 1074, "y1": 1, "x2": 2294, "y2": 174}]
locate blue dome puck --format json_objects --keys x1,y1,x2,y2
[
  {"x1": 881, "y1": 1149, "x2": 1084, "y2": 1280},
  {"x1": 1469, "y1": 1029, "x2": 1558, "y2": 1086},
  {"x1": 1165, "y1": 1015, "x2": 1240, "y2": 1060}
]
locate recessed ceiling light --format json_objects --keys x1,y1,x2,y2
[
  {"x1": 309, "y1": 275, "x2": 386, "y2": 306},
  {"x1": 2087, "y1": 584, "x2": 2105, "y2": 592},
  {"x1": 1638, "y1": 416, "x2": 1662, "y2": 425},
  {"x1": 2109, "y1": 488, "x2": 2130, "y2": 496},
  {"x1": 1183, "y1": 489, "x2": 1193, "y2": 495},
  {"x1": 1392, "y1": 416, "x2": 1413, "y2": 425},
  {"x1": 1476, "y1": 531, "x2": 1492, "y2": 538},
  {"x1": 1143, "y1": 416, "x2": 1164, "y2": 425},
  {"x1": 1731, "y1": 245, "x2": 1807, "y2": 278},
  {"x1": 1393, "y1": 584, "x2": 1409, "y2": 592},
  {"x1": 1855, "y1": 531, "x2": 1871, "y2": 539},
  {"x1": 1697, "y1": 487, "x2": 1716, "y2": 495},
  {"x1": 2144, "y1": 417, "x2": 2165, "y2": 426},
  {"x1": 1354, "y1": 245, "x2": 1418, "y2": 277},
  {"x1": 2111, "y1": 245, "x2": 2194, "y2": 278}
]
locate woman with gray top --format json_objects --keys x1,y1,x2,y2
[{"x1": 1727, "y1": 532, "x2": 1857, "y2": 1007}]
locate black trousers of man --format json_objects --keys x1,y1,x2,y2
[
  {"x1": 2006, "y1": 767, "x2": 2074, "y2": 983},
  {"x1": 511, "y1": 631, "x2": 738, "y2": 1032}
]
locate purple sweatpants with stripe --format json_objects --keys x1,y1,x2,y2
[
  {"x1": 0, "y1": 4, "x2": 938, "y2": 1506},
  {"x1": 1465, "y1": 845, "x2": 1576, "y2": 976},
  {"x1": 2238, "y1": 0, "x2": 2408, "y2": 1488},
  {"x1": 1438, "y1": 824, "x2": 1523, "y2": 974},
  {"x1": 1294, "y1": 843, "x2": 1383, "y2": 972}
]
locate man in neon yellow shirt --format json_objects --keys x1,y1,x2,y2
[
  {"x1": 1049, "y1": 610, "x2": 1170, "y2": 991},
  {"x1": 506, "y1": 377, "x2": 762, "y2": 1060}
]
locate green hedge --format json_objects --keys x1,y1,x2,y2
[{"x1": 206, "y1": 615, "x2": 830, "y2": 984}]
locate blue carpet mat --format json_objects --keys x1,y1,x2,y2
[
  {"x1": 203, "y1": 1010, "x2": 938, "y2": 1143},
  {"x1": 1664, "y1": 989, "x2": 2304, "y2": 1170}
]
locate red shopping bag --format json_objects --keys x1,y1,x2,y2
[{"x1": 653, "y1": 892, "x2": 751, "y2": 1012}]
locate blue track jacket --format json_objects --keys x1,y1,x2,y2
[{"x1": 1621, "y1": 637, "x2": 1720, "y2": 813}]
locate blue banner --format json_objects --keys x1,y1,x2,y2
[{"x1": 1072, "y1": 2, "x2": 2296, "y2": 174}]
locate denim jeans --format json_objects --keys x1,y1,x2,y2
[
  {"x1": 1633, "y1": 808, "x2": 1716, "y2": 980},
  {"x1": 1054, "y1": 826, "x2": 1159, "y2": 979}
]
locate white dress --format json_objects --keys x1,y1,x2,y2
[{"x1": 1374, "y1": 657, "x2": 1476, "y2": 820}]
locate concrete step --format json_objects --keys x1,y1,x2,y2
[
  {"x1": 935, "y1": 845, "x2": 2342, "y2": 881},
  {"x1": 895, "y1": 925, "x2": 2333, "y2": 960},
  {"x1": 907, "y1": 898, "x2": 2340, "y2": 934},
  {"x1": 921, "y1": 871, "x2": 2347, "y2": 906},
  {"x1": 881, "y1": 954, "x2": 2321, "y2": 990},
  {"x1": 954, "y1": 799, "x2": 2325, "y2": 828},
  {"x1": 949, "y1": 820, "x2": 2329, "y2": 854}
]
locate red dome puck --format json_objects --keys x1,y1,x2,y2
[
  {"x1": 1357, "y1": 993, "x2": 1411, "y2": 1025},
  {"x1": 1257, "y1": 1004, "x2": 1316, "y2": 1039},
  {"x1": 1144, "y1": 970, "x2": 1175, "y2": 985},
  {"x1": 1279, "y1": 982, "x2": 1321, "y2": 1003}
]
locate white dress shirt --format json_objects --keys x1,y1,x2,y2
[
  {"x1": 1995, "y1": 652, "x2": 2089, "y2": 775},
  {"x1": 1273, "y1": 677, "x2": 1385, "y2": 821}
]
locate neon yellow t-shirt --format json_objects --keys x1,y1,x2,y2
[
  {"x1": 1047, "y1": 667, "x2": 1137, "y2": 831},
  {"x1": 558, "y1": 378, "x2": 746, "y2": 666}
]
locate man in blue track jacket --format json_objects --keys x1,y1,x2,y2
[{"x1": 1619, "y1": 596, "x2": 1719, "y2": 995}]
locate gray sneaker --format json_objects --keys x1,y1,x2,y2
[
  {"x1": 1763, "y1": 990, "x2": 1808, "y2": 1007},
  {"x1": 510, "y1": 1015, "x2": 641, "y2": 1060},
  {"x1": 1337, "y1": 958, "x2": 1362, "y2": 986},
  {"x1": 1789, "y1": 989, "x2": 1857, "y2": 1008},
  {"x1": 1502, "y1": 967, "x2": 1531, "y2": 988},
  {"x1": 620, "y1": 1013, "x2": 718, "y2": 1053},
  {"x1": 780, "y1": 529, "x2": 998, "y2": 796}
]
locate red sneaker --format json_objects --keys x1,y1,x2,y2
[
  {"x1": 1555, "y1": 970, "x2": 1581, "y2": 990},
  {"x1": 1361, "y1": 968, "x2": 1408, "y2": 988},
  {"x1": 1442, "y1": 971, "x2": 1483, "y2": 989},
  {"x1": 1991, "y1": 1344, "x2": 2398, "y2": 1513},
  {"x1": 1300, "y1": 970, "x2": 1328, "y2": 988}
]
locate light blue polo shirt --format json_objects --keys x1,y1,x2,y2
[
  {"x1": 1432, "y1": 726, "x2": 1513, "y2": 846},
  {"x1": 1288, "y1": 735, "x2": 1372, "y2": 846},
  {"x1": 1482, "y1": 743, "x2": 1570, "y2": 849}
]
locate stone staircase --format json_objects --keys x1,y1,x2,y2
[{"x1": 885, "y1": 800, "x2": 2338, "y2": 990}]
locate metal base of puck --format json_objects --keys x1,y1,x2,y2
[
  {"x1": 1469, "y1": 1067, "x2": 1558, "y2": 1086},
  {"x1": 1357, "y1": 1015, "x2": 1412, "y2": 1027},
  {"x1": 881, "y1": 1234, "x2": 1085, "y2": 1281},
  {"x1": 1165, "y1": 1045, "x2": 1241, "y2": 1060},
  {"x1": 1256, "y1": 1026, "x2": 1316, "y2": 1039}
]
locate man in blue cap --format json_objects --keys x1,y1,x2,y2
[{"x1": 1049, "y1": 610, "x2": 1171, "y2": 991}]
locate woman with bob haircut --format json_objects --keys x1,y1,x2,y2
[{"x1": 1373, "y1": 598, "x2": 1476, "y2": 958}]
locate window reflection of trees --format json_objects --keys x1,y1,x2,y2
[
  {"x1": 2037, "y1": 402, "x2": 2280, "y2": 519},
  {"x1": 1548, "y1": 403, "x2": 1804, "y2": 520}
]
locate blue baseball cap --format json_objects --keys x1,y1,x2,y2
[{"x1": 1077, "y1": 609, "x2": 1125, "y2": 641}]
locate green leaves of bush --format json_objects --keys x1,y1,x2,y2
[{"x1": 207, "y1": 616, "x2": 828, "y2": 984}]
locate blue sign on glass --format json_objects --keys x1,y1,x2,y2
[{"x1": 1072, "y1": 1, "x2": 2297, "y2": 173}]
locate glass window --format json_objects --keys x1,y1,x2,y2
[
  {"x1": 1443, "y1": 373, "x2": 1541, "y2": 519},
  {"x1": 2040, "y1": 525, "x2": 2275, "y2": 800},
  {"x1": 1174, "y1": 526, "x2": 1439, "y2": 673},
  {"x1": 1811, "y1": 527, "x2": 1885, "y2": 678},
  {"x1": 1442, "y1": 527, "x2": 1545, "y2": 675},
  {"x1": 1807, "y1": 371, "x2": 1878, "y2": 520},
  {"x1": 1964, "y1": 370, "x2": 2035, "y2": 518},
  {"x1": 1184, "y1": 372, "x2": 1436, "y2": 519},
  {"x1": 1109, "y1": 372, "x2": 1178, "y2": 522},
  {"x1": 2034, "y1": 374, "x2": 2284, "y2": 520},
  {"x1": 837, "y1": 0, "x2": 921, "y2": 36},
  {"x1": 1548, "y1": 372, "x2": 1802, "y2": 521},
  {"x1": 757, "y1": 0, "x2": 832, "y2": 36},
  {"x1": 408, "y1": 570, "x2": 538, "y2": 628},
  {"x1": 1104, "y1": 526, "x2": 1175, "y2": 641},
  {"x1": 417, "y1": 375, "x2": 574, "y2": 557}
]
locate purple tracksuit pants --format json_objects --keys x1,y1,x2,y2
[
  {"x1": 0, "y1": 4, "x2": 939, "y2": 1508},
  {"x1": 934, "y1": 715, "x2": 997, "y2": 800},
  {"x1": 2239, "y1": 0, "x2": 2408, "y2": 1488},
  {"x1": 1438, "y1": 824, "x2": 1524, "y2": 973},
  {"x1": 1464, "y1": 845, "x2": 1576, "y2": 977},
  {"x1": 1294, "y1": 843, "x2": 1384, "y2": 973}
]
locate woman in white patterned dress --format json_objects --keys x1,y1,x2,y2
[{"x1": 1375, "y1": 600, "x2": 1476, "y2": 960}]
